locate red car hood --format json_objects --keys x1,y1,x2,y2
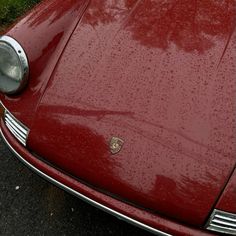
[{"x1": 5, "y1": 0, "x2": 236, "y2": 227}]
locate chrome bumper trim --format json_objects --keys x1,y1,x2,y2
[{"x1": 0, "y1": 129, "x2": 171, "y2": 236}]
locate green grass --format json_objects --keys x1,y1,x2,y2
[{"x1": 0, "y1": 0, "x2": 40, "y2": 32}]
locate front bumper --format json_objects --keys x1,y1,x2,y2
[{"x1": 0, "y1": 117, "x2": 214, "y2": 236}]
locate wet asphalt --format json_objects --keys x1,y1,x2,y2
[{"x1": 0, "y1": 136, "x2": 153, "y2": 236}]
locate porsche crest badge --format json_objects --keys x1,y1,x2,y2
[{"x1": 110, "y1": 137, "x2": 124, "y2": 154}]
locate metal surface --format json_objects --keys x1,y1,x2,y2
[
  {"x1": 4, "y1": 110, "x2": 29, "y2": 146},
  {"x1": 0, "y1": 35, "x2": 29, "y2": 94},
  {"x1": 25, "y1": 0, "x2": 236, "y2": 226},
  {"x1": 216, "y1": 168, "x2": 236, "y2": 213},
  {"x1": 0, "y1": 128, "x2": 170, "y2": 236},
  {"x1": 206, "y1": 209, "x2": 236, "y2": 235},
  {"x1": 0, "y1": 138, "x2": 154, "y2": 236},
  {"x1": 2, "y1": 0, "x2": 90, "y2": 125},
  {"x1": 2, "y1": 0, "x2": 236, "y2": 228}
]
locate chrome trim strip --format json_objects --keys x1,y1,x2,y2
[
  {"x1": 4, "y1": 110, "x2": 29, "y2": 146},
  {"x1": 206, "y1": 209, "x2": 236, "y2": 235},
  {"x1": 0, "y1": 101, "x2": 7, "y2": 111},
  {"x1": 208, "y1": 224, "x2": 236, "y2": 231},
  {"x1": 212, "y1": 219, "x2": 236, "y2": 228},
  {"x1": 0, "y1": 129, "x2": 171, "y2": 236},
  {"x1": 5, "y1": 123, "x2": 25, "y2": 145},
  {"x1": 215, "y1": 214, "x2": 236, "y2": 223},
  {"x1": 5, "y1": 113, "x2": 28, "y2": 136},
  {"x1": 5, "y1": 117, "x2": 27, "y2": 139}
]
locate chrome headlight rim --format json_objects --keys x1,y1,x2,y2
[{"x1": 0, "y1": 35, "x2": 29, "y2": 94}]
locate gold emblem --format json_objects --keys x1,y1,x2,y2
[{"x1": 110, "y1": 137, "x2": 124, "y2": 154}]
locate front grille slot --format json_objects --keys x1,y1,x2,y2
[
  {"x1": 207, "y1": 209, "x2": 236, "y2": 235},
  {"x1": 4, "y1": 110, "x2": 29, "y2": 146}
]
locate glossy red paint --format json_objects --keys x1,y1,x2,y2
[
  {"x1": 216, "y1": 168, "x2": 236, "y2": 214},
  {"x1": 1, "y1": 0, "x2": 236, "y2": 234},
  {"x1": 2, "y1": 0, "x2": 90, "y2": 125},
  {"x1": 28, "y1": 0, "x2": 236, "y2": 226},
  {"x1": 0, "y1": 121, "x2": 214, "y2": 236}
]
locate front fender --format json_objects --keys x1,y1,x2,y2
[{"x1": 2, "y1": 0, "x2": 90, "y2": 126}]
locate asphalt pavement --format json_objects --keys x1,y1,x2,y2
[{"x1": 0, "y1": 137, "x2": 153, "y2": 236}]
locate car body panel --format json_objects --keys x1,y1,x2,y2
[
  {"x1": 1, "y1": 0, "x2": 90, "y2": 126},
  {"x1": 25, "y1": 0, "x2": 236, "y2": 226},
  {"x1": 1, "y1": 0, "x2": 236, "y2": 231},
  {"x1": 216, "y1": 168, "x2": 236, "y2": 214},
  {"x1": 0, "y1": 121, "x2": 214, "y2": 236}
]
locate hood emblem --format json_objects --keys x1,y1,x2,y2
[{"x1": 110, "y1": 137, "x2": 124, "y2": 155}]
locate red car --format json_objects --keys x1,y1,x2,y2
[{"x1": 0, "y1": 0, "x2": 235, "y2": 235}]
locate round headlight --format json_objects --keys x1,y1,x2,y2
[{"x1": 0, "y1": 36, "x2": 29, "y2": 94}]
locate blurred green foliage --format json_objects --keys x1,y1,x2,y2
[{"x1": 0, "y1": 0, "x2": 40, "y2": 31}]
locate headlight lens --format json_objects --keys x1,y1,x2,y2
[{"x1": 0, "y1": 36, "x2": 29, "y2": 94}]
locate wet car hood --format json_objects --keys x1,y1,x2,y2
[{"x1": 4, "y1": 0, "x2": 236, "y2": 227}]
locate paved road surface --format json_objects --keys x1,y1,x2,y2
[{"x1": 0, "y1": 137, "x2": 153, "y2": 236}]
